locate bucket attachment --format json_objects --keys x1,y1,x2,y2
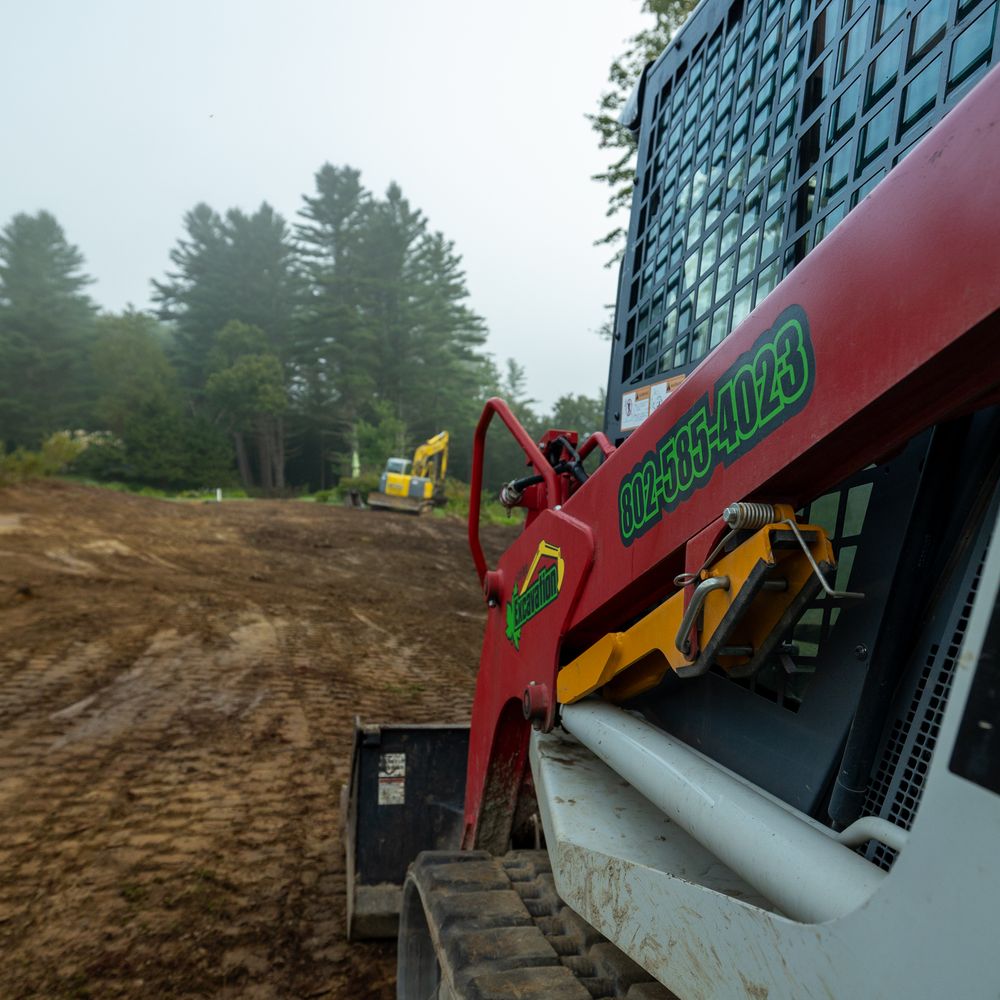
[{"x1": 344, "y1": 720, "x2": 469, "y2": 939}]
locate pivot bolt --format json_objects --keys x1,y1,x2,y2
[
  {"x1": 483, "y1": 569, "x2": 504, "y2": 607},
  {"x1": 522, "y1": 681, "x2": 553, "y2": 731},
  {"x1": 854, "y1": 644, "x2": 869, "y2": 661}
]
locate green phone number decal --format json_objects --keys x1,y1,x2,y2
[{"x1": 618, "y1": 304, "x2": 815, "y2": 546}]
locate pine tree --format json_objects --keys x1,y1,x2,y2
[
  {"x1": 205, "y1": 321, "x2": 287, "y2": 491},
  {"x1": 151, "y1": 203, "x2": 227, "y2": 386},
  {"x1": 152, "y1": 202, "x2": 299, "y2": 486},
  {"x1": 406, "y1": 230, "x2": 491, "y2": 447},
  {"x1": 361, "y1": 182, "x2": 428, "y2": 425},
  {"x1": 295, "y1": 164, "x2": 496, "y2": 487},
  {"x1": 153, "y1": 202, "x2": 299, "y2": 389},
  {"x1": 0, "y1": 211, "x2": 97, "y2": 446},
  {"x1": 293, "y1": 165, "x2": 375, "y2": 485}
]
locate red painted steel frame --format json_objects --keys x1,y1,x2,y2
[
  {"x1": 468, "y1": 398, "x2": 558, "y2": 588},
  {"x1": 461, "y1": 66, "x2": 1000, "y2": 849}
]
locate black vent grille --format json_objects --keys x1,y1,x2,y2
[
  {"x1": 607, "y1": 0, "x2": 1000, "y2": 438},
  {"x1": 862, "y1": 556, "x2": 984, "y2": 870}
]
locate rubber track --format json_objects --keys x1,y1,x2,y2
[{"x1": 407, "y1": 850, "x2": 678, "y2": 1000}]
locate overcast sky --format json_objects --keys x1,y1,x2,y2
[{"x1": 2, "y1": 1, "x2": 651, "y2": 411}]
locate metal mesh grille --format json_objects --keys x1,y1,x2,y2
[
  {"x1": 862, "y1": 556, "x2": 984, "y2": 869},
  {"x1": 607, "y1": 0, "x2": 1000, "y2": 437}
]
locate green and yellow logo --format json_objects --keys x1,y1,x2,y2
[{"x1": 504, "y1": 541, "x2": 565, "y2": 650}]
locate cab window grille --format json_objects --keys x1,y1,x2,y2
[{"x1": 607, "y1": 0, "x2": 1000, "y2": 438}]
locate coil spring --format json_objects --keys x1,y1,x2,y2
[
  {"x1": 722, "y1": 502, "x2": 777, "y2": 531},
  {"x1": 674, "y1": 501, "x2": 779, "y2": 587}
]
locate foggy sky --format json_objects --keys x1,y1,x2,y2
[{"x1": 2, "y1": 1, "x2": 649, "y2": 411}]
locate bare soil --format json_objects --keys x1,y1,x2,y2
[{"x1": 0, "y1": 481, "x2": 510, "y2": 999}]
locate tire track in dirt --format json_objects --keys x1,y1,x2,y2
[{"x1": 0, "y1": 481, "x2": 509, "y2": 998}]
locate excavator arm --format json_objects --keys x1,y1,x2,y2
[{"x1": 411, "y1": 431, "x2": 449, "y2": 481}]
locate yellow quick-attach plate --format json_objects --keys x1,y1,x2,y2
[
  {"x1": 556, "y1": 590, "x2": 689, "y2": 704},
  {"x1": 557, "y1": 516, "x2": 835, "y2": 705}
]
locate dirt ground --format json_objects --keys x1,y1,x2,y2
[{"x1": 0, "y1": 481, "x2": 511, "y2": 999}]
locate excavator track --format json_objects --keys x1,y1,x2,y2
[
  {"x1": 365, "y1": 492, "x2": 427, "y2": 515},
  {"x1": 397, "y1": 850, "x2": 677, "y2": 1000}
]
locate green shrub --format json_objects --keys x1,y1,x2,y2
[
  {"x1": 0, "y1": 430, "x2": 94, "y2": 486},
  {"x1": 334, "y1": 473, "x2": 381, "y2": 501},
  {"x1": 437, "y1": 477, "x2": 522, "y2": 526},
  {"x1": 69, "y1": 433, "x2": 128, "y2": 482}
]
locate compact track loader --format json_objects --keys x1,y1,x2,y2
[{"x1": 346, "y1": 1, "x2": 1000, "y2": 995}]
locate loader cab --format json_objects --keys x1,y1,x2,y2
[{"x1": 384, "y1": 458, "x2": 411, "y2": 475}]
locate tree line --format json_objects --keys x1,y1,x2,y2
[
  {"x1": 0, "y1": 165, "x2": 604, "y2": 495},
  {"x1": 0, "y1": 1, "x2": 698, "y2": 497}
]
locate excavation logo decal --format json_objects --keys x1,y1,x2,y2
[
  {"x1": 618, "y1": 304, "x2": 815, "y2": 546},
  {"x1": 505, "y1": 541, "x2": 565, "y2": 650}
]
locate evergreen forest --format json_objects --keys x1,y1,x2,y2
[{"x1": 0, "y1": 166, "x2": 605, "y2": 496}]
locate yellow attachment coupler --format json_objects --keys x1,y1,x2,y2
[{"x1": 557, "y1": 504, "x2": 837, "y2": 705}]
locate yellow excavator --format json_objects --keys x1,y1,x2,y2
[{"x1": 366, "y1": 431, "x2": 449, "y2": 514}]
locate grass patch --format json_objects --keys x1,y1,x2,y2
[{"x1": 60, "y1": 478, "x2": 251, "y2": 502}]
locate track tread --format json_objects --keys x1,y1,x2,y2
[{"x1": 405, "y1": 850, "x2": 677, "y2": 1000}]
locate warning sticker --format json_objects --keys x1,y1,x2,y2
[
  {"x1": 621, "y1": 375, "x2": 685, "y2": 431},
  {"x1": 378, "y1": 752, "x2": 406, "y2": 805},
  {"x1": 620, "y1": 387, "x2": 650, "y2": 430}
]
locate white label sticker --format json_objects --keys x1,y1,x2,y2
[
  {"x1": 621, "y1": 375, "x2": 686, "y2": 431},
  {"x1": 378, "y1": 752, "x2": 406, "y2": 805},
  {"x1": 649, "y1": 381, "x2": 670, "y2": 413},
  {"x1": 620, "y1": 388, "x2": 650, "y2": 430}
]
